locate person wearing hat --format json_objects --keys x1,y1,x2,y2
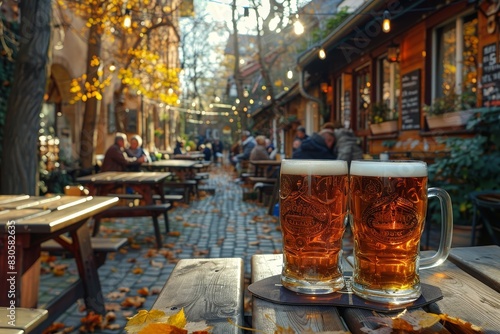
[{"x1": 101, "y1": 132, "x2": 145, "y2": 172}]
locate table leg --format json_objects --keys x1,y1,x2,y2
[{"x1": 69, "y1": 223, "x2": 105, "y2": 315}]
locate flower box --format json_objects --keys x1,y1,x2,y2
[
  {"x1": 369, "y1": 120, "x2": 398, "y2": 135},
  {"x1": 426, "y1": 110, "x2": 474, "y2": 130}
]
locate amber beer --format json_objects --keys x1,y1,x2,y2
[
  {"x1": 280, "y1": 159, "x2": 348, "y2": 294},
  {"x1": 349, "y1": 160, "x2": 453, "y2": 304}
]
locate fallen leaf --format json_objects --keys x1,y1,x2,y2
[
  {"x1": 80, "y1": 311, "x2": 103, "y2": 332},
  {"x1": 168, "y1": 231, "x2": 181, "y2": 237},
  {"x1": 137, "y1": 323, "x2": 187, "y2": 334},
  {"x1": 121, "y1": 296, "x2": 146, "y2": 308},
  {"x1": 132, "y1": 267, "x2": 144, "y2": 274},
  {"x1": 440, "y1": 313, "x2": 483, "y2": 333},
  {"x1": 106, "y1": 323, "x2": 121, "y2": 330},
  {"x1": 151, "y1": 260, "x2": 164, "y2": 268},
  {"x1": 137, "y1": 287, "x2": 150, "y2": 296},
  {"x1": 126, "y1": 309, "x2": 166, "y2": 327}
]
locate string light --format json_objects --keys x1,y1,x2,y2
[
  {"x1": 318, "y1": 48, "x2": 326, "y2": 60},
  {"x1": 123, "y1": 10, "x2": 132, "y2": 28},
  {"x1": 293, "y1": 14, "x2": 304, "y2": 35},
  {"x1": 382, "y1": 10, "x2": 391, "y2": 33},
  {"x1": 287, "y1": 69, "x2": 293, "y2": 79}
]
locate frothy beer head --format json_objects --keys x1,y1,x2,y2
[
  {"x1": 281, "y1": 159, "x2": 348, "y2": 175},
  {"x1": 350, "y1": 160, "x2": 427, "y2": 177}
]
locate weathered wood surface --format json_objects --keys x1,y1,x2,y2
[
  {"x1": 142, "y1": 160, "x2": 197, "y2": 169},
  {"x1": 448, "y1": 245, "x2": 500, "y2": 293},
  {"x1": 251, "y1": 254, "x2": 348, "y2": 333},
  {"x1": 1, "y1": 196, "x2": 118, "y2": 233},
  {"x1": 152, "y1": 258, "x2": 244, "y2": 334},
  {"x1": 0, "y1": 307, "x2": 48, "y2": 333},
  {"x1": 253, "y1": 249, "x2": 500, "y2": 334},
  {"x1": 77, "y1": 171, "x2": 171, "y2": 184}
]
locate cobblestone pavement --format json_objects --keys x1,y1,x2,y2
[{"x1": 39, "y1": 165, "x2": 286, "y2": 333}]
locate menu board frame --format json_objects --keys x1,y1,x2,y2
[{"x1": 401, "y1": 69, "x2": 421, "y2": 131}]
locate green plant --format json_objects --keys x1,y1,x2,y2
[
  {"x1": 370, "y1": 102, "x2": 397, "y2": 124},
  {"x1": 428, "y1": 107, "x2": 500, "y2": 224},
  {"x1": 423, "y1": 90, "x2": 477, "y2": 116}
]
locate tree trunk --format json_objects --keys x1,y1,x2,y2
[
  {"x1": 79, "y1": 22, "x2": 102, "y2": 169},
  {"x1": 0, "y1": 0, "x2": 51, "y2": 195}
]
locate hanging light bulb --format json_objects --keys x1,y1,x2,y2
[
  {"x1": 382, "y1": 10, "x2": 391, "y2": 33},
  {"x1": 123, "y1": 10, "x2": 132, "y2": 28},
  {"x1": 287, "y1": 69, "x2": 293, "y2": 79},
  {"x1": 318, "y1": 48, "x2": 326, "y2": 60},
  {"x1": 293, "y1": 14, "x2": 304, "y2": 35}
]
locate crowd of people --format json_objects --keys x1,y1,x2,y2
[
  {"x1": 227, "y1": 122, "x2": 363, "y2": 178},
  {"x1": 101, "y1": 122, "x2": 362, "y2": 175}
]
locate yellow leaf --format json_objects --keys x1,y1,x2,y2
[
  {"x1": 137, "y1": 323, "x2": 187, "y2": 334},
  {"x1": 167, "y1": 308, "x2": 187, "y2": 329},
  {"x1": 126, "y1": 309, "x2": 166, "y2": 327}
]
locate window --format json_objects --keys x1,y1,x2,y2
[
  {"x1": 354, "y1": 66, "x2": 371, "y2": 130},
  {"x1": 378, "y1": 57, "x2": 400, "y2": 117},
  {"x1": 434, "y1": 14, "x2": 478, "y2": 102}
]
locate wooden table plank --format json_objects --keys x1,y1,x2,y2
[
  {"x1": 423, "y1": 257, "x2": 500, "y2": 334},
  {"x1": 6, "y1": 196, "x2": 90, "y2": 211},
  {"x1": 152, "y1": 258, "x2": 244, "y2": 334},
  {"x1": 0, "y1": 208, "x2": 51, "y2": 222},
  {"x1": 13, "y1": 197, "x2": 118, "y2": 233},
  {"x1": 251, "y1": 254, "x2": 348, "y2": 333},
  {"x1": 0, "y1": 195, "x2": 30, "y2": 205},
  {"x1": 448, "y1": 245, "x2": 500, "y2": 293}
]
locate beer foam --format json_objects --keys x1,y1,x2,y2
[
  {"x1": 350, "y1": 160, "x2": 427, "y2": 177},
  {"x1": 281, "y1": 159, "x2": 348, "y2": 175}
]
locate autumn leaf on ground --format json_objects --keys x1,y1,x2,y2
[
  {"x1": 121, "y1": 296, "x2": 146, "y2": 308},
  {"x1": 150, "y1": 259, "x2": 164, "y2": 268},
  {"x1": 80, "y1": 311, "x2": 103, "y2": 332},
  {"x1": 52, "y1": 264, "x2": 68, "y2": 276},
  {"x1": 145, "y1": 249, "x2": 158, "y2": 258},
  {"x1": 132, "y1": 267, "x2": 144, "y2": 274},
  {"x1": 440, "y1": 314, "x2": 483, "y2": 333},
  {"x1": 105, "y1": 303, "x2": 122, "y2": 312},
  {"x1": 41, "y1": 322, "x2": 66, "y2": 334},
  {"x1": 168, "y1": 231, "x2": 181, "y2": 237},
  {"x1": 137, "y1": 287, "x2": 149, "y2": 296}
]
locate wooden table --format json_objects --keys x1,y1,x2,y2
[
  {"x1": 77, "y1": 171, "x2": 171, "y2": 204},
  {"x1": 0, "y1": 195, "x2": 118, "y2": 321},
  {"x1": 252, "y1": 246, "x2": 500, "y2": 333},
  {"x1": 141, "y1": 160, "x2": 197, "y2": 180}
]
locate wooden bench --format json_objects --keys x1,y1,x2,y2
[
  {"x1": 150, "y1": 258, "x2": 244, "y2": 333},
  {"x1": 41, "y1": 237, "x2": 128, "y2": 268},
  {"x1": 92, "y1": 203, "x2": 172, "y2": 248},
  {"x1": 164, "y1": 180, "x2": 197, "y2": 204},
  {"x1": 0, "y1": 307, "x2": 48, "y2": 334},
  {"x1": 108, "y1": 193, "x2": 184, "y2": 205}
]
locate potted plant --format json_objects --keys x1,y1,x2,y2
[
  {"x1": 427, "y1": 107, "x2": 500, "y2": 246},
  {"x1": 369, "y1": 102, "x2": 398, "y2": 135},
  {"x1": 423, "y1": 91, "x2": 476, "y2": 129}
]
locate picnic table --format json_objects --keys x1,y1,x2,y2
[
  {"x1": 77, "y1": 171, "x2": 173, "y2": 247},
  {"x1": 249, "y1": 159, "x2": 281, "y2": 177},
  {"x1": 0, "y1": 195, "x2": 118, "y2": 326},
  {"x1": 77, "y1": 171, "x2": 171, "y2": 204},
  {"x1": 150, "y1": 246, "x2": 500, "y2": 334}
]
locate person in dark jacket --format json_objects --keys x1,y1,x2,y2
[
  {"x1": 101, "y1": 133, "x2": 145, "y2": 172},
  {"x1": 321, "y1": 122, "x2": 363, "y2": 164},
  {"x1": 292, "y1": 129, "x2": 336, "y2": 160}
]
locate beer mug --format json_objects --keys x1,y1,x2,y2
[
  {"x1": 349, "y1": 160, "x2": 453, "y2": 305},
  {"x1": 280, "y1": 159, "x2": 348, "y2": 294}
]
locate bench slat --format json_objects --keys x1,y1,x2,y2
[
  {"x1": 42, "y1": 237, "x2": 128, "y2": 253},
  {"x1": 152, "y1": 258, "x2": 244, "y2": 333},
  {"x1": 0, "y1": 307, "x2": 48, "y2": 333}
]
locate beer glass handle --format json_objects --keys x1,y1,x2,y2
[{"x1": 420, "y1": 187, "x2": 454, "y2": 269}]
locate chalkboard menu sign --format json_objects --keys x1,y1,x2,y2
[
  {"x1": 482, "y1": 43, "x2": 500, "y2": 107},
  {"x1": 401, "y1": 69, "x2": 421, "y2": 130}
]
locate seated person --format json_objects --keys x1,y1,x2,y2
[
  {"x1": 101, "y1": 133, "x2": 145, "y2": 172},
  {"x1": 249, "y1": 135, "x2": 270, "y2": 176},
  {"x1": 292, "y1": 129, "x2": 336, "y2": 160},
  {"x1": 173, "y1": 140, "x2": 185, "y2": 155},
  {"x1": 126, "y1": 134, "x2": 149, "y2": 171}
]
